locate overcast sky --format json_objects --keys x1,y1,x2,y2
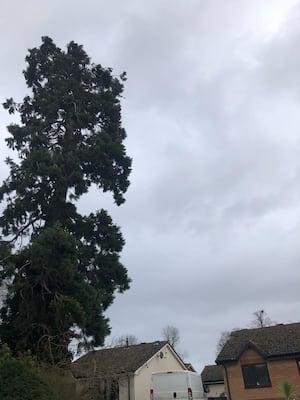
[{"x1": 1, "y1": 0, "x2": 300, "y2": 373}]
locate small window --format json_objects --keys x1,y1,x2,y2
[{"x1": 242, "y1": 363, "x2": 271, "y2": 388}]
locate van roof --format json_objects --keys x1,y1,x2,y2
[{"x1": 152, "y1": 370, "x2": 198, "y2": 375}]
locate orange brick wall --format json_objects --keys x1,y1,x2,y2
[{"x1": 223, "y1": 349, "x2": 300, "y2": 400}]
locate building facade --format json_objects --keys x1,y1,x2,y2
[
  {"x1": 216, "y1": 323, "x2": 300, "y2": 400},
  {"x1": 201, "y1": 365, "x2": 226, "y2": 400},
  {"x1": 72, "y1": 340, "x2": 187, "y2": 400}
]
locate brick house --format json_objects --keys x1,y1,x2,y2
[
  {"x1": 215, "y1": 322, "x2": 300, "y2": 400},
  {"x1": 71, "y1": 340, "x2": 187, "y2": 400}
]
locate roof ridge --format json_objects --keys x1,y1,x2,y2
[{"x1": 216, "y1": 321, "x2": 300, "y2": 364}]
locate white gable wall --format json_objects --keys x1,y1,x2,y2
[
  {"x1": 206, "y1": 382, "x2": 226, "y2": 398},
  {"x1": 132, "y1": 345, "x2": 186, "y2": 400}
]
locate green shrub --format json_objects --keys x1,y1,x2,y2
[
  {"x1": 0, "y1": 357, "x2": 59, "y2": 400},
  {"x1": 279, "y1": 379, "x2": 297, "y2": 400}
]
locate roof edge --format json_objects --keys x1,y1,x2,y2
[
  {"x1": 216, "y1": 340, "x2": 267, "y2": 364},
  {"x1": 134, "y1": 343, "x2": 187, "y2": 375}
]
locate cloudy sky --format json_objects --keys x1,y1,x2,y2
[{"x1": 1, "y1": 0, "x2": 300, "y2": 372}]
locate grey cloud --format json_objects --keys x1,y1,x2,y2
[
  {"x1": 1, "y1": 0, "x2": 300, "y2": 373},
  {"x1": 257, "y1": 2, "x2": 300, "y2": 97}
]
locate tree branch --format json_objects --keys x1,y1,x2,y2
[{"x1": 1, "y1": 215, "x2": 41, "y2": 244}]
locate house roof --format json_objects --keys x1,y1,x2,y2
[
  {"x1": 201, "y1": 365, "x2": 224, "y2": 383},
  {"x1": 184, "y1": 363, "x2": 196, "y2": 372},
  {"x1": 71, "y1": 341, "x2": 169, "y2": 378},
  {"x1": 216, "y1": 322, "x2": 300, "y2": 364}
]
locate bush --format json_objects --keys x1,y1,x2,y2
[{"x1": 0, "y1": 357, "x2": 59, "y2": 400}]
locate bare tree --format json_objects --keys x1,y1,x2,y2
[
  {"x1": 162, "y1": 325, "x2": 180, "y2": 348},
  {"x1": 110, "y1": 334, "x2": 139, "y2": 347},
  {"x1": 216, "y1": 330, "x2": 231, "y2": 356},
  {"x1": 250, "y1": 310, "x2": 276, "y2": 328},
  {"x1": 216, "y1": 328, "x2": 240, "y2": 356},
  {"x1": 216, "y1": 310, "x2": 276, "y2": 357}
]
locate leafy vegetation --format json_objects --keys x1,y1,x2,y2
[
  {"x1": 279, "y1": 380, "x2": 296, "y2": 400},
  {"x1": 0, "y1": 36, "x2": 131, "y2": 364},
  {"x1": 0, "y1": 345, "x2": 59, "y2": 400}
]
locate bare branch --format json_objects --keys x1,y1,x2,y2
[{"x1": 162, "y1": 325, "x2": 180, "y2": 348}]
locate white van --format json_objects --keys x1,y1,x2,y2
[{"x1": 150, "y1": 370, "x2": 206, "y2": 400}]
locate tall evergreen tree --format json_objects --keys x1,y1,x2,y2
[{"x1": 0, "y1": 37, "x2": 131, "y2": 363}]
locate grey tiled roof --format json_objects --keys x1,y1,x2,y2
[
  {"x1": 216, "y1": 322, "x2": 300, "y2": 364},
  {"x1": 201, "y1": 365, "x2": 224, "y2": 383},
  {"x1": 71, "y1": 341, "x2": 168, "y2": 378}
]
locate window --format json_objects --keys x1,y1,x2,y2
[{"x1": 242, "y1": 363, "x2": 271, "y2": 388}]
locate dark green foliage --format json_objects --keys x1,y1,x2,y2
[
  {"x1": 0, "y1": 355, "x2": 59, "y2": 400},
  {"x1": 0, "y1": 37, "x2": 131, "y2": 363}
]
